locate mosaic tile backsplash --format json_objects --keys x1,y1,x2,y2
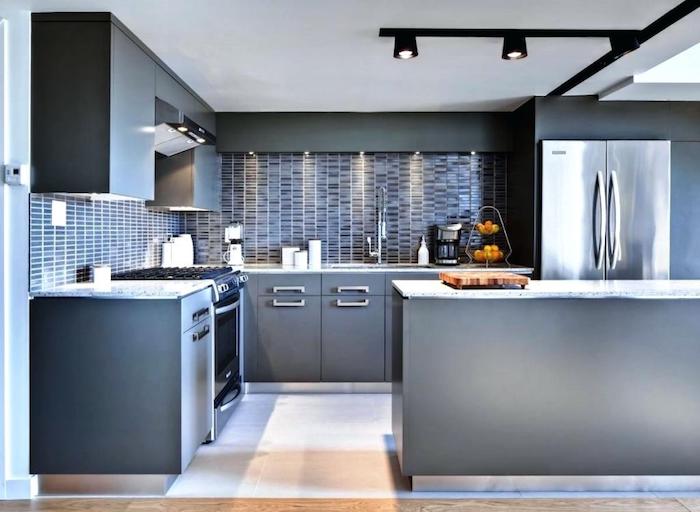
[
  {"x1": 30, "y1": 194, "x2": 182, "y2": 291},
  {"x1": 183, "y1": 152, "x2": 507, "y2": 265}
]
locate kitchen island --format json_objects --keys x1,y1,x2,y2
[{"x1": 391, "y1": 279, "x2": 700, "y2": 492}]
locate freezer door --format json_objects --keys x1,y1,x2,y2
[
  {"x1": 606, "y1": 140, "x2": 670, "y2": 280},
  {"x1": 541, "y1": 141, "x2": 607, "y2": 280}
]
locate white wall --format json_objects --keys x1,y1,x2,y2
[{"x1": 0, "y1": 5, "x2": 31, "y2": 500}]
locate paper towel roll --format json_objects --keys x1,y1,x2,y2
[
  {"x1": 308, "y1": 240, "x2": 322, "y2": 270},
  {"x1": 294, "y1": 250, "x2": 308, "y2": 270}
]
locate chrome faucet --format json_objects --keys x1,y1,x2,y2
[{"x1": 367, "y1": 186, "x2": 387, "y2": 264}]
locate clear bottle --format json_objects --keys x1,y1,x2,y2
[{"x1": 418, "y1": 235, "x2": 430, "y2": 266}]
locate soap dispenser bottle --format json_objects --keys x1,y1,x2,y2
[{"x1": 418, "y1": 235, "x2": 430, "y2": 266}]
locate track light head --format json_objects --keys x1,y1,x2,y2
[
  {"x1": 609, "y1": 33, "x2": 640, "y2": 59},
  {"x1": 502, "y1": 32, "x2": 527, "y2": 60},
  {"x1": 394, "y1": 34, "x2": 418, "y2": 59}
]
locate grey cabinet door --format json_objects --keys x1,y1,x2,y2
[
  {"x1": 109, "y1": 25, "x2": 155, "y2": 200},
  {"x1": 321, "y1": 296, "x2": 385, "y2": 382},
  {"x1": 193, "y1": 145, "x2": 220, "y2": 211},
  {"x1": 257, "y1": 296, "x2": 321, "y2": 382},
  {"x1": 242, "y1": 276, "x2": 259, "y2": 381},
  {"x1": 180, "y1": 319, "x2": 213, "y2": 471}
]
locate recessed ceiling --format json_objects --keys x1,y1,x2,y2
[{"x1": 9, "y1": 0, "x2": 698, "y2": 111}]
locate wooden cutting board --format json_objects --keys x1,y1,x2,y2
[{"x1": 440, "y1": 271, "x2": 529, "y2": 289}]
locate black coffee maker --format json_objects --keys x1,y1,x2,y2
[{"x1": 434, "y1": 223, "x2": 462, "y2": 265}]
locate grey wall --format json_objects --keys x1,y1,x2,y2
[
  {"x1": 30, "y1": 194, "x2": 182, "y2": 291},
  {"x1": 509, "y1": 96, "x2": 700, "y2": 277},
  {"x1": 216, "y1": 112, "x2": 513, "y2": 153},
  {"x1": 183, "y1": 152, "x2": 508, "y2": 265}
]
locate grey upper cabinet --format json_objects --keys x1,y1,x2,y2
[
  {"x1": 155, "y1": 66, "x2": 216, "y2": 134},
  {"x1": 31, "y1": 13, "x2": 155, "y2": 199},
  {"x1": 148, "y1": 146, "x2": 220, "y2": 211}
]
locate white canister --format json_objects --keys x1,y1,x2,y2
[
  {"x1": 294, "y1": 250, "x2": 308, "y2": 270},
  {"x1": 308, "y1": 240, "x2": 322, "y2": 270},
  {"x1": 282, "y1": 247, "x2": 300, "y2": 267},
  {"x1": 92, "y1": 265, "x2": 111, "y2": 289}
]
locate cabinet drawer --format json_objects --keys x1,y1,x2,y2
[
  {"x1": 322, "y1": 273, "x2": 385, "y2": 296},
  {"x1": 257, "y1": 296, "x2": 321, "y2": 382},
  {"x1": 258, "y1": 274, "x2": 321, "y2": 295},
  {"x1": 321, "y1": 296, "x2": 385, "y2": 382},
  {"x1": 181, "y1": 288, "x2": 213, "y2": 333}
]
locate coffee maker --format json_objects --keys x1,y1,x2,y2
[
  {"x1": 223, "y1": 223, "x2": 244, "y2": 266},
  {"x1": 434, "y1": 223, "x2": 462, "y2": 265}
]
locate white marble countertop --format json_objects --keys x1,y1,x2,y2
[
  {"x1": 238, "y1": 263, "x2": 534, "y2": 274},
  {"x1": 393, "y1": 279, "x2": 700, "y2": 299},
  {"x1": 30, "y1": 280, "x2": 214, "y2": 299}
]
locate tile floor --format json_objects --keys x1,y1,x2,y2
[{"x1": 167, "y1": 393, "x2": 700, "y2": 499}]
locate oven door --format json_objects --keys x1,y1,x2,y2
[{"x1": 214, "y1": 292, "x2": 240, "y2": 401}]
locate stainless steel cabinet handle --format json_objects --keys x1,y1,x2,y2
[
  {"x1": 608, "y1": 170, "x2": 622, "y2": 269},
  {"x1": 272, "y1": 286, "x2": 305, "y2": 294},
  {"x1": 595, "y1": 171, "x2": 607, "y2": 270},
  {"x1": 336, "y1": 286, "x2": 369, "y2": 293},
  {"x1": 192, "y1": 307, "x2": 209, "y2": 323},
  {"x1": 272, "y1": 299, "x2": 306, "y2": 307},
  {"x1": 336, "y1": 299, "x2": 370, "y2": 307},
  {"x1": 192, "y1": 325, "x2": 210, "y2": 342}
]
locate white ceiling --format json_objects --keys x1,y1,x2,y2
[{"x1": 9, "y1": 0, "x2": 700, "y2": 111}]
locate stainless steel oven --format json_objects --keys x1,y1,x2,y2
[{"x1": 210, "y1": 290, "x2": 242, "y2": 441}]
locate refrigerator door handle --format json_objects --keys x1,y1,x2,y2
[
  {"x1": 608, "y1": 170, "x2": 622, "y2": 269},
  {"x1": 595, "y1": 171, "x2": 607, "y2": 270}
]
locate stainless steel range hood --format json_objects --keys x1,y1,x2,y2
[{"x1": 155, "y1": 98, "x2": 216, "y2": 156}]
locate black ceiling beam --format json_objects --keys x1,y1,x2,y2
[
  {"x1": 378, "y1": 28, "x2": 634, "y2": 38},
  {"x1": 549, "y1": 0, "x2": 700, "y2": 96}
]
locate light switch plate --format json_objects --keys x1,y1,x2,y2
[{"x1": 51, "y1": 200, "x2": 67, "y2": 227}]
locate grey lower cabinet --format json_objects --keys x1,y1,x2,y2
[
  {"x1": 30, "y1": 289, "x2": 213, "y2": 475},
  {"x1": 247, "y1": 271, "x2": 444, "y2": 383},
  {"x1": 384, "y1": 272, "x2": 440, "y2": 381},
  {"x1": 257, "y1": 295, "x2": 322, "y2": 382},
  {"x1": 321, "y1": 295, "x2": 385, "y2": 382}
]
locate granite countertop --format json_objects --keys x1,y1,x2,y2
[
  {"x1": 393, "y1": 279, "x2": 700, "y2": 299},
  {"x1": 30, "y1": 280, "x2": 214, "y2": 299},
  {"x1": 239, "y1": 263, "x2": 534, "y2": 274}
]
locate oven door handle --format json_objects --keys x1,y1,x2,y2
[{"x1": 215, "y1": 300, "x2": 240, "y2": 315}]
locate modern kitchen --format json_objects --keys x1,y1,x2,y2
[{"x1": 2, "y1": 1, "x2": 700, "y2": 511}]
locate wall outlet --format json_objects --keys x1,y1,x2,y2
[{"x1": 51, "y1": 200, "x2": 67, "y2": 227}]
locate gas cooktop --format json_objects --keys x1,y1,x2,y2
[{"x1": 112, "y1": 266, "x2": 235, "y2": 281}]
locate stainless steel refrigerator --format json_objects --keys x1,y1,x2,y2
[{"x1": 541, "y1": 140, "x2": 670, "y2": 280}]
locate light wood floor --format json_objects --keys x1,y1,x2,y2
[{"x1": 0, "y1": 498, "x2": 699, "y2": 512}]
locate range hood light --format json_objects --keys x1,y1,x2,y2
[
  {"x1": 177, "y1": 126, "x2": 188, "y2": 132},
  {"x1": 196, "y1": 137, "x2": 206, "y2": 144}
]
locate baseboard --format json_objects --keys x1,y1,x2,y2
[
  {"x1": 245, "y1": 382, "x2": 390, "y2": 394},
  {"x1": 3, "y1": 477, "x2": 33, "y2": 499},
  {"x1": 411, "y1": 475, "x2": 700, "y2": 492}
]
